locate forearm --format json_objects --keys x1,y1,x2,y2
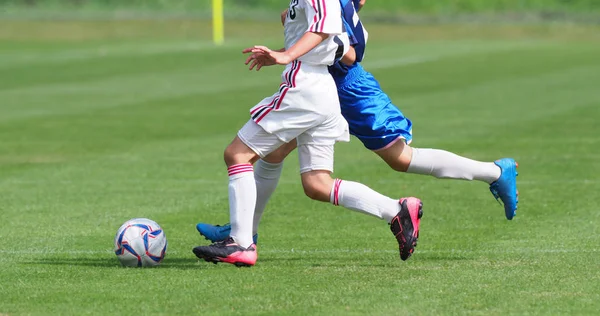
[
  {"x1": 284, "y1": 31, "x2": 328, "y2": 61},
  {"x1": 341, "y1": 46, "x2": 356, "y2": 66}
]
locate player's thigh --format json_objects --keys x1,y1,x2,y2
[
  {"x1": 297, "y1": 142, "x2": 335, "y2": 175},
  {"x1": 296, "y1": 113, "x2": 348, "y2": 174},
  {"x1": 263, "y1": 139, "x2": 298, "y2": 164},
  {"x1": 294, "y1": 111, "x2": 348, "y2": 201},
  {"x1": 297, "y1": 134, "x2": 338, "y2": 202},
  {"x1": 234, "y1": 120, "x2": 286, "y2": 162}
]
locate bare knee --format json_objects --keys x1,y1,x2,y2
[
  {"x1": 376, "y1": 141, "x2": 413, "y2": 172},
  {"x1": 302, "y1": 181, "x2": 326, "y2": 201},
  {"x1": 223, "y1": 137, "x2": 259, "y2": 167},
  {"x1": 223, "y1": 144, "x2": 236, "y2": 165},
  {"x1": 300, "y1": 171, "x2": 334, "y2": 202},
  {"x1": 388, "y1": 159, "x2": 411, "y2": 172}
]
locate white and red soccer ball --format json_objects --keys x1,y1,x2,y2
[{"x1": 114, "y1": 218, "x2": 167, "y2": 267}]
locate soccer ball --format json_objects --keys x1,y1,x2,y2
[{"x1": 114, "y1": 218, "x2": 167, "y2": 267}]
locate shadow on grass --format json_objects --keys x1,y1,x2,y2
[
  {"x1": 26, "y1": 257, "x2": 209, "y2": 270},
  {"x1": 25, "y1": 251, "x2": 472, "y2": 270}
]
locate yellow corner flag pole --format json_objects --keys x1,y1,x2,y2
[{"x1": 212, "y1": 0, "x2": 224, "y2": 45}]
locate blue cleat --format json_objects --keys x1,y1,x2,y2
[
  {"x1": 196, "y1": 223, "x2": 258, "y2": 244},
  {"x1": 489, "y1": 158, "x2": 519, "y2": 220}
]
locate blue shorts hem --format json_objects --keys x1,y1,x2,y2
[{"x1": 355, "y1": 132, "x2": 413, "y2": 151}]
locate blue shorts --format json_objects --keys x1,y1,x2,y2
[{"x1": 335, "y1": 63, "x2": 412, "y2": 151}]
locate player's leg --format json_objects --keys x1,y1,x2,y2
[
  {"x1": 222, "y1": 135, "x2": 262, "y2": 251},
  {"x1": 193, "y1": 120, "x2": 286, "y2": 266},
  {"x1": 297, "y1": 117, "x2": 423, "y2": 261},
  {"x1": 196, "y1": 140, "x2": 297, "y2": 243},
  {"x1": 298, "y1": 149, "x2": 422, "y2": 261},
  {"x1": 252, "y1": 139, "x2": 297, "y2": 235},
  {"x1": 375, "y1": 140, "x2": 501, "y2": 183},
  {"x1": 339, "y1": 69, "x2": 518, "y2": 219},
  {"x1": 372, "y1": 131, "x2": 518, "y2": 220}
]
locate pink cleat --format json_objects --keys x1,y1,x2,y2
[
  {"x1": 193, "y1": 237, "x2": 257, "y2": 267},
  {"x1": 390, "y1": 197, "x2": 423, "y2": 261}
]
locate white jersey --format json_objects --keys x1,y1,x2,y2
[
  {"x1": 284, "y1": 0, "x2": 347, "y2": 66},
  {"x1": 245, "y1": 0, "x2": 350, "y2": 147}
]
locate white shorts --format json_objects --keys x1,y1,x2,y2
[
  {"x1": 238, "y1": 61, "x2": 350, "y2": 173},
  {"x1": 237, "y1": 118, "x2": 346, "y2": 173}
]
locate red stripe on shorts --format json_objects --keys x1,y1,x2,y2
[{"x1": 254, "y1": 61, "x2": 300, "y2": 122}]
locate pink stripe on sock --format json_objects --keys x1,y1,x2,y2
[
  {"x1": 333, "y1": 179, "x2": 342, "y2": 206},
  {"x1": 227, "y1": 163, "x2": 252, "y2": 172},
  {"x1": 228, "y1": 164, "x2": 253, "y2": 176},
  {"x1": 227, "y1": 163, "x2": 252, "y2": 169},
  {"x1": 228, "y1": 167, "x2": 253, "y2": 174},
  {"x1": 229, "y1": 169, "x2": 253, "y2": 176}
]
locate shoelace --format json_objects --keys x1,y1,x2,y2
[{"x1": 214, "y1": 237, "x2": 234, "y2": 247}]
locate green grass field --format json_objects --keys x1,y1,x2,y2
[{"x1": 1, "y1": 19, "x2": 600, "y2": 315}]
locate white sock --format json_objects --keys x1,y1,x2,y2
[
  {"x1": 252, "y1": 160, "x2": 283, "y2": 235},
  {"x1": 227, "y1": 163, "x2": 256, "y2": 248},
  {"x1": 407, "y1": 148, "x2": 501, "y2": 184},
  {"x1": 330, "y1": 179, "x2": 399, "y2": 223}
]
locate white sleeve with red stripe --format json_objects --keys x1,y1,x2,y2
[{"x1": 304, "y1": 0, "x2": 342, "y2": 35}]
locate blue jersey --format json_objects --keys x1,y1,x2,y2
[
  {"x1": 328, "y1": 0, "x2": 413, "y2": 150},
  {"x1": 340, "y1": 0, "x2": 367, "y2": 63},
  {"x1": 329, "y1": 0, "x2": 366, "y2": 84}
]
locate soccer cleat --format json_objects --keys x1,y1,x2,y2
[
  {"x1": 196, "y1": 223, "x2": 231, "y2": 242},
  {"x1": 196, "y1": 222, "x2": 258, "y2": 244},
  {"x1": 489, "y1": 158, "x2": 519, "y2": 220},
  {"x1": 390, "y1": 197, "x2": 423, "y2": 261},
  {"x1": 192, "y1": 237, "x2": 257, "y2": 267}
]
